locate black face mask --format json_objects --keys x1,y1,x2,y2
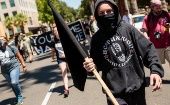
[{"x1": 97, "y1": 13, "x2": 117, "y2": 30}]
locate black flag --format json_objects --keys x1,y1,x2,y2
[{"x1": 48, "y1": 0, "x2": 88, "y2": 91}]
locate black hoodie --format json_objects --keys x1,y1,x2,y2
[{"x1": 90, "y1": 0, "x2": 164, "y2": 95}]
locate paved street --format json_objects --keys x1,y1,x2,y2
[{"x1": 0, "y1": 52, "x2": 170, "y2": 105}]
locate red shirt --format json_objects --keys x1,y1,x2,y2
[{"x1": 142, "y1": 11, "x2": 170, "y2": 48}]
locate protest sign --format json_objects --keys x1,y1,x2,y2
[
  {"x1": 68, "y1": 20, "x2": 86, "y2": 42},
  {"x1": 30, "y1": 31, "x2": 53, "y2": 54}
]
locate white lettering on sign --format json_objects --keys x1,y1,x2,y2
[
  {"x1": 70, "y1": 24, "x2": 82, "y2": 32},
  {"x1": 69, "y1": 23, "x2": 85, "y2": 42},
  {"x1": 31, "y1": 37, "x2": 38, "y2": 45},
  {"x1": 34, "y1": 46, "x2": 43, "y2": 54},
  {"x1": 38, "y1": 36, "x2": 46, "y2": 44},
  {"x1": 44, "y1": 46, "x2": 51, "y2": 53},
  {"x1": 46, "y1": 35, "x2": 52, "y2": 43},
  {"x1": 34, "y1": 46, "x2": 52, "y2": 54},
  {"x1": 75, "y1": 31, "x2": 85, "y2": 41},
  {"x1": 30, "y1": 32, "x2": 54, "y2": 54}
]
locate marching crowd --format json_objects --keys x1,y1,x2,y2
[{"x1": 0, "y1": 0, "x2": 170, "y2": 105}]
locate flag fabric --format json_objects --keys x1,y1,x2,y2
[{"x1": 48, "y1": 0, "x2": 88, "y2": 91}]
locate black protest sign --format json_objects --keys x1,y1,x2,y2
[
  {"x1": 68, "y1": 20, "x2": 86, "y2": 42},
  {"x1": 30, "y1": 31, "x2": 53, "y2": 54}
]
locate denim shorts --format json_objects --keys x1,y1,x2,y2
[{"x1": 57, "y1": 58, "x2": 66, "y2": 64}]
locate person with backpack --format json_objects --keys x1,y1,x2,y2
[
  {"x1": 142, "y1": 0, "x2": 170, "y2": 67},
  {"x1": 0, "y1": 36, "x2": 27, "y2": 105}
]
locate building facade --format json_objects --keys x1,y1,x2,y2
[{"x1": 0, "y1": 0, "x2": 39, "y2": 36}]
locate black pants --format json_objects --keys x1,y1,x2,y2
[{"x1": 107, "y1": 87, "x2": 146, "y2": 105}]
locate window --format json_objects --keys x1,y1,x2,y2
[
  {"x1": 1, "y1": 2, "x2": 7, "y2": 9},
  {"x1": 29, "y1": 17, "x2": 33, "y2": 25},
  {"x1": 4, "y1": 13, "x2": 9, "y2": 18},
  {"x1": 12, "y1": 11, "x2": 17, "y2": 16},
  {"x1": 8, "y1": 29, "x2": 13, "y2": 36},
  {"x1": 9, "y1": 0, "x2": 15, "y2": 7},
  {"x1": 16, "y1": 27, "x2": 21, "y2": 33}
]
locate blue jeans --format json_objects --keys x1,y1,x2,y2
[{"x1": 2, "y1": 66, "x2": 22, "y2": 99}]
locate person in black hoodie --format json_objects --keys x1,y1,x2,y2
[{"x1": 83, "y1": 0, "x2": 164, "y2": 105}]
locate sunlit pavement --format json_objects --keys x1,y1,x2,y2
[{"x1": 0, "y1": 52, "x2": 170, "y2": 105}]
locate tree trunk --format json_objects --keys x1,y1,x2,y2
[
  {"x1": 21, "y1": 24, "x2": 25, "y2": 34},
  {"x1": 130, "y1": 0, "x2": 139, "y2": 14},
  {"x1": 117, "y1": 0, "x2": 127, "y2": 16},
  {"x1": 12, "y1": 25, "x2": 16, "y2": 35}
]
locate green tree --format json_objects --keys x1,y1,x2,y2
[
  {"x1": 78, "y1": 0, "x2": 91, "y2": 19},
  {"x1": 58, "y1": 1, "x2": 75, "y2": 22},
  {"x1": 4, "y1": 13, "x2": 28, "y2": 36},
  {"x1": 36, "y1": 0, "x2": 77, "y2": 25},
  {"x1": 137, "y1": 0, "x2": 150, "y2": 8},
  {"x1": 4, "y1": 16, "x2": 17, "y2": 36},
  {"x1": 14, "y1": 13, "x2": 28, "y2": 34},
  {"x1": 36, "y1": 0, "x2": 54, "y2": 24}
]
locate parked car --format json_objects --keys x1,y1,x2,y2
[{"x1": 132, "y1": 14, "x2": 145, "y2": 30}]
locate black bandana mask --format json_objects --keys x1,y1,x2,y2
[{"x1": 97, "y1": 13, "x2": 117, "y2": 31}]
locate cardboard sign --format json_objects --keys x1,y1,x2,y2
[
  {"x1": 68, "y1": 20, "x2": 86, "y2": 42},
  {"x1": 30, "y1": 31, "x2": 53, "y2": 54}
]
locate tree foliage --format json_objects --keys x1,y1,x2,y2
[
  {"x1": 36, "y1": 0, "x2": 77, "y2": 24},
  {"x1": 36, "y1": 0, "x2": 54, "y2": 24},
  {"x1": 4, "y1": 13, "x2": 28, "y2": 34},
  {"x1": 14, "y1": 13, "x2": 28, "y2": 33},
  {"x1": 5, "y1": 17, "x2": 14, "y2": 29},
  {"x1": 14, "y1": 13, "x2": 28, "y2": 26},
  {"x1": 137, "y1": 0, "x2": 151, "y2": 8},
  {"x1": 78, "y1": 0, "x2": 92, "y2": 19}
]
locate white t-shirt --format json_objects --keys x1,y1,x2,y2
[
  {"x1": 122, "y1": 14, "x2": 133, "y2": 25},
  {"x1": 0, "y1": 45, "x2": 19, "y2": 73}
]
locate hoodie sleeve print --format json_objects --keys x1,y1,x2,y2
[{"x1": 130, "y1": 27, "x2": 164, "y2": 77}]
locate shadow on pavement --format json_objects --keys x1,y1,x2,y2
[
  {"x1": 0, "y1": 97, "x2": 16, "y2": 105},
  {"x1": 52, "y1": 85, "x2": 74, "y2": 95},
  {"x1": 144, "y1": 77, "x2": 170, "y2": 88},
  {"x1": 0, "y1": 66, "x2": 59, "y2": 92},
  {"x1": 0, "y1": 64, "x2": 73, "y2": 92},
  {"x1": 19, "y1": 64, "x2": 62, "y2": 87},
  {"x1": 52, "y1": 85, "x2": 64, "y2": 95},
  {"x1": 32, "y1": 52, "x2": 52, "y2": 62},
  {"x1": 162, "y1": 79, "x2": 170, "y2": 84},
  {"x1": 0, "y1": 79, "x2": 11, "y2": 89}
]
